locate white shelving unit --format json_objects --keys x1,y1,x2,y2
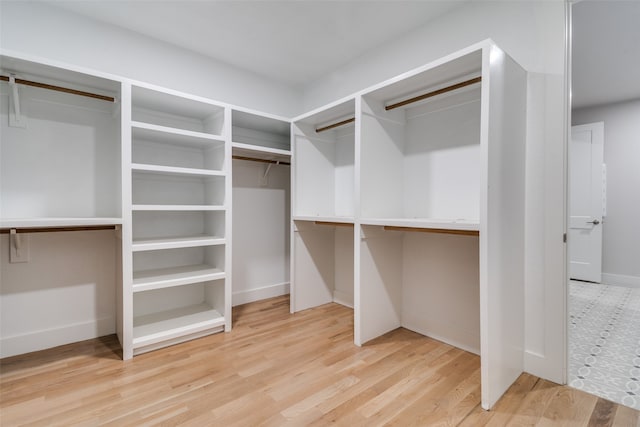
[
  {"x1": 121, "y1": 83, "x2": 231, "y2": 358},
  {"x1": 231, "y1": 109, "x2": 290, "y2": 163},
  {"x1": 290, "y1": 41, "x2": 527, "y2": 410}
]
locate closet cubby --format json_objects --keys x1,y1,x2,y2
[
  {"x1": 360, "y1": 50, "x2": 482, "y2": 230},
  {"x1": 359, "y1": 225, "x2": 480, "y2": 352},
  {"x1": 131, "y1": 85, "x2": 225, "y2": 137},
  {"x1": 132, "y1": 124, "x2": 225, "y2": 172},
  {"x1": 231, "y1": 109, "x2": 290, "y2": 163},
  {"x1": 0, "y1": 55, "x2": 122, "y2": 225},
  {"x1": 292, "y1": 99, "x2": 356, "y2": 221},
  {"x1": 291, "y1": 220, "x2": 354, "y2": 312},
  {"x1": 132, "y1": 171, "x2": 225, "y2": 208},
  {"x1": 132, "y1": 279, "x2": 226, "y2": 354}
]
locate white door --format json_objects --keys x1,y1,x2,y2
[{"x1": 569, "y1": 122, "x2": 604, "y2": 282}]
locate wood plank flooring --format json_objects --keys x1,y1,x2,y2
[{"x1": 1, "y1": 296, "x2": 639, "y2": 426}]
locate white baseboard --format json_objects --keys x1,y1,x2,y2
[
  {"x1": 1, "y1": 316, "x2": 115, "y2": 359},
  {"x1": 602, "y1": 273, "x2": 640, "y2": 288},
  {"x1": 333, "y1": 289, "x2": 354, "y2": 308},
  {"x1": 232, "y1": 282, "x2": 290, "y2": 307}
]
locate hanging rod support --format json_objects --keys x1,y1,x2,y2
[
  {"x1": 385, "y1": 76, "x2": 482, "y2": 111},
  {"x1": 0, "y1": 75, "x2": 115, "y2": 103},
  {"x1": 9, "y1": 75, "x2": 21, "y2": 119},
  {"x1": 315, "y1": 117, "x2": 355, "y2": 133}
]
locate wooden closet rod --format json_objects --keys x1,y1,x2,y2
[
  {"x1": 315, "y1": 117, "x2": 355, "y2": 133},
  {"x1": 232, "y1": 155, "x2": 290, "y2": 166},
  {"x1": 0, "y1": 75, "x2": 116, "y2": 102},
  {"x1": 383, "y1": 226, "x2": 479, "y2": 236},
  {"x1": 0, "y1": 225, "x2": 118, "y2": 234},
  {"x1": 385, "y1": 76, "x2": 482, "y2": 111},
  {"x1": 315, "y1": 221, "x2": 354, "y2": 228}
]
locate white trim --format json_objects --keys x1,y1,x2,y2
[
  {"x1": 601, "y1": 273, "x2": 640, "y2": 288},
  {"x1": 0, "y1": 316, "x2": 115, "y2": 359},
  {"x1": 232, "y1": 282, "x2": 290, "y2": 307}
]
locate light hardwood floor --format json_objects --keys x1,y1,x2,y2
[{"x1": 1, "y1": 296, "x2": 639, "y2": 426}]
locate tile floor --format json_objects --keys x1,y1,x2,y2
[{"x1": 569, "y1": 280, "x2": 640, "y2": 410}]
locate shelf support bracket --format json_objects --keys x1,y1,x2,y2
[
  {"x1": 8, "y1": 74, "x2": 27, "y2": 128},
  {"x1": 260, "y1": 162, "x2": 276, "y2": 186}
]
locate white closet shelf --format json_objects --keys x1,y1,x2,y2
[
  {"x1": 131, "y1": 121, "x2": 224, "y2": 143},
  {"x1": 360, "y1": 218, "x2": 479, "y2": 232},
  {"x1": 132, "y1": 303, "x2": 225, "y2": 349},
  {"x1": 131, "y1": 163, "x2": 225, "y2": 178},
  {"x1": 132, "y1": 205, "x2": 225, "y2": 211},
  {"x1": 133, "y1": 265, "x2": 225, "y2": 292},
  {"x1": 293, "y1": 215, "x2": 354, "y2": 224},
  {"x1": 232, "y1": 142, "x2": 291, "y2": 163},
  {"x1": 0, "y1": 217, "x2": 122, "y2": 229},
  {"x1": 132, "y1": 235, "x2": 225, "y2": 252}
]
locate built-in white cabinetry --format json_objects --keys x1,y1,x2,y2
[
  {"x1": 290, "y1": 41, "x2": 527, "y2": 410},
  {"x1": 122, "y1": 83, "x2": 231, "y2": 358}
]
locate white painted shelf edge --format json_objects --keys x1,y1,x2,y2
[
  {"x1": 132, "y1": 205, "x2": 226, "y2": 211},
  {"x1": 131, "y1": 163, "x2": 226, "y2": 178},
  {"x1": 132, "y1": 235, "x2": 226, "y2": 252},
  {"x1": 132, "y1": 265, "x2": 225, "y2": 292},
  {"x1": 231, "y1": 142, "x2": 291, "y2": 156},
  {"x1": 292, "y1": 215, "x2": 354, "y2": 224},
  {"x1": 132, "y1": 303, "x2": 225, "y2": 348},
  {"x1": 131, "y1": 120, "x2": 225, "y2": 142},
  {"x1": 0, "y1": 218, "x2": 122, "y2": 229},
  {"x1": 359, "y1": 218, "x2": 480, "y2": 231}
]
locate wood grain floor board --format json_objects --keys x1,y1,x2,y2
[{"x1": 2, "y1": 295, "x2": 639, "y2": 426}]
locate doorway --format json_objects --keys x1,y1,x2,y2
[{"x1": 568, "y1": 0, "x2": 640, "y2": 411}]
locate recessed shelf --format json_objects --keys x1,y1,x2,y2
[
  {"x1": 132, "y1": 303, "x2": 225, "y2": 349},
  {"x1": 132, "y1": 264, "x2": 225, "y2": 292},
  {"x1": 232, "y1": 142, "x2": 290, "y2": 163},
  {"x1": 131, "y1": 121, "x2": 225, "y2": 144},
  {"x1": 131, "y1": 163, "x2": 225, "y2": 178},
  {"x1": 132, "y1": 205, "x2": 225, "y2": 211},
  {"x1": 132, "y1": 235, "x2": 225, "y2": 252}
]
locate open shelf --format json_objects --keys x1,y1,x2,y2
[
  {"x1": 360, "y1": 217, "x2": 479, "y2": 232},
  {"x1": 132, "y1": 204, "x2": 225, "y2": 211},
  {"x1": 132, "y1": 85, "x2": 224, "y2": 137},
  {"x1": 132, "y1": 303, "x2": 225, "y2": 349},
  {"x1": 0, "y1": 217, "x2": 122, "y2": 229},
  {"x1": 292, "y1": 215, "x2": 354, "y2": 225},
  {"x1": 232, "y1": 142, "x2": 290, "y2": 163},
  {"x1": 131, "y1": 163, "x2": 225, "y2": 178},
  {"x1": 132, "y1": 235, "x2": 225, "y2": 252},
  {"x1": 132, "y1": 172, "x2": 225, "y2": 206},
  {"x1": 232, "y1": 110, "x2": 290, "y2": 150},
  {"x1": 132, "y1": 264, "x2": 225, "y2": 292}
]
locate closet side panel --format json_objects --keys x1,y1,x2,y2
[
  {"x1": 359, "y1": 226, "x2": 403, "y2": 344},
  {"x1": 333, "y1": 226, "x2": 354, "y2": 308},
  {"x1": 480, "y1": 47, "x2": 527, "y2": 410}
]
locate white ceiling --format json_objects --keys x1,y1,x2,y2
[
  {"x1": 50, "y1": 1, "x2": 465, "y2": 88},
  {"x1": 572, "y1": 0, "x2": 640, "y2": 109}
]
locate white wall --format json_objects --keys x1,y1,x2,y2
[
  {"x1": 300, "y1": 0, "x2": 567, "y2": 382},
  {"x1": 572, "y1": 99, "x2": 640, "y2": 286},
  {"x1": 0, "y1": 1, "x2": 301, "y2": 117},
  {"x1": 232, "y1": 160, "x2": 290, "y2": 306}
]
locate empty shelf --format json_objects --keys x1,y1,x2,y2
[
  {"x1": 131, "y1": 163, "x2": 225, "y2": 178},
  {"x1": 133, "y1": 265, "x2": 225, "y2": 292},
  {"x1": 232, "y1": 142, "x2": 290, "y2": 163},
  {"x1": 131, "y1": 121, "x2": 224, "y2": 143},
  {"x1": 132, "y1": 303, "x2": 225, "y2": 349},
  {"x1": 293, "y1": 215, "x2": 354, "y2": 224},
  {"x1": 0, "y1": 217, "x2": 122, "y2": 229},
  {"x1": 360, "y1": 218, "x2": 480, "y2": 233},
  {"x1": 132, "y1": 205, "x2": 226, "y2": 211},
  {"x1": 132, "y1": 235, "x2": 225, "y2": 252}
]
